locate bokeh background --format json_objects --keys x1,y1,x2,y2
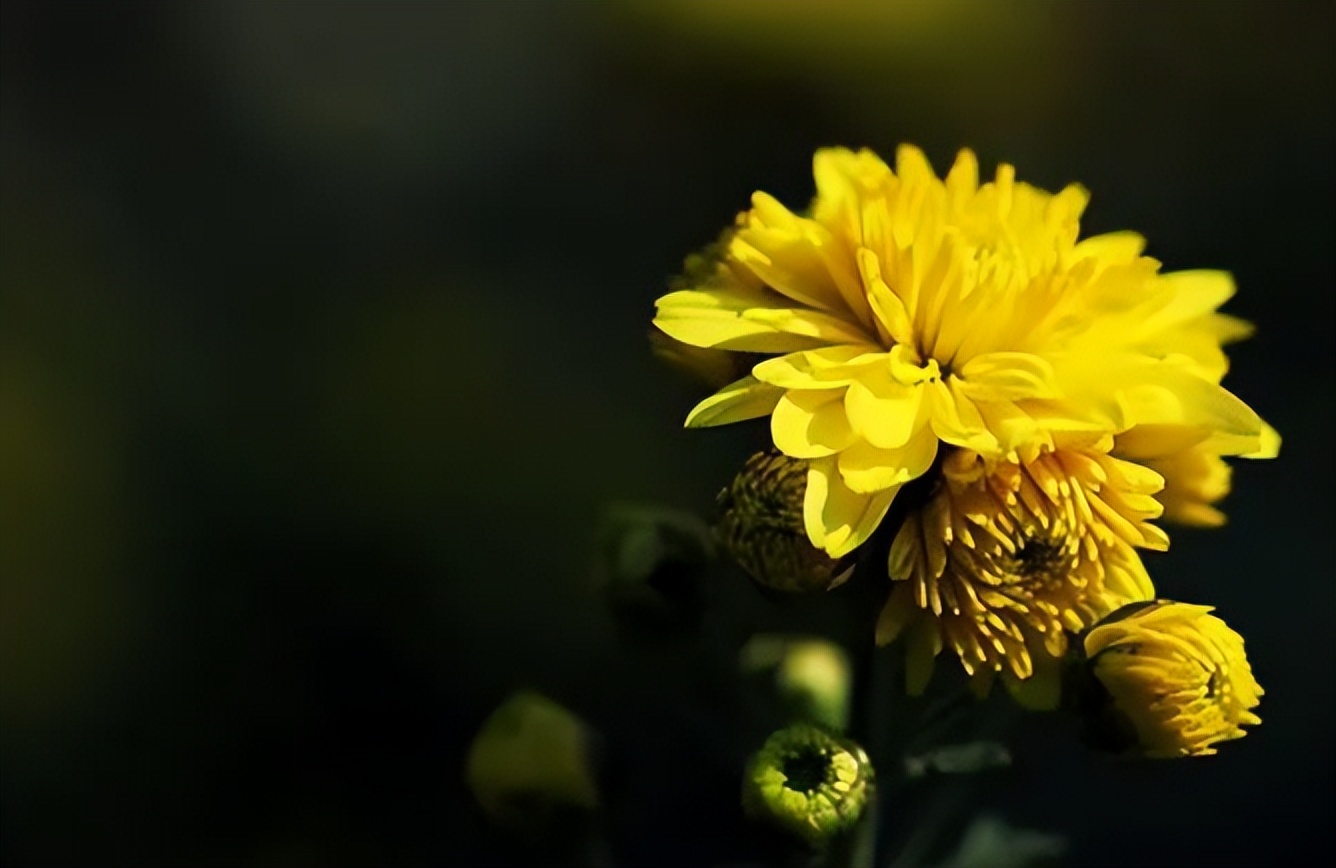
[{"x1": 2, "y1": 1, "x2": 1332, "y2": 865}]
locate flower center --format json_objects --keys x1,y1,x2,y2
[
  {"x1": 781, "y1": 746, "x2": 832, "y2": 794},
  {"x1": 1014, "y1": 539, "x2": 1066, "y2": 581}
]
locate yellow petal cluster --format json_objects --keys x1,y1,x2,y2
[
  {"x1": 654, "y1": 146, "x2": 1276, "y2": 558},
  {"x1": 1082, "y1": 601, "x2": 1262, "y2": 757},
  {"x1": 877, "y1": 438, "x2": 1163, "y2": 698}
]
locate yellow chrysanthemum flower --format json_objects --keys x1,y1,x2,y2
[
  {"x1": 653, "y1": 146, "x2": 1276, "y2": 558},
  {"x1": 876, "y1": 437, "x2": 1163, "y2": 699},
  {"x1": 1081, "y1": 601, "x2": 1262, "y2": 758}
]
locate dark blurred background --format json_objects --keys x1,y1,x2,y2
[{"x1": 1, "y1": 1, "x2": 1332, "y2": 865}]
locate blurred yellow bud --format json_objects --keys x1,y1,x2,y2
[{"x1": 740, "y1": 635, "x2": 851, "y2": 731}]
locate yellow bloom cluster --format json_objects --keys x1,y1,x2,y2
[{"x1": 653, "y1": 145, "x2": 1273, "y2": 749}]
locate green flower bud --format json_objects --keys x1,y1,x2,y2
[
  {"x1": 742, "y1": 724, "x2": 873, "y2": 846},
  {"x1": 464, "y1": 692, "x2": 600, "y2": 830},
  {"x1": 717, "y1": 451, "x2": 852, "y2": 594}
]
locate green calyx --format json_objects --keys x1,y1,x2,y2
[{"x1": 742, "y1": 724, "x2": 873, "y2": 846}]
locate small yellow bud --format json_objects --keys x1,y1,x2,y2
[{"x1": 1078, "y1": 601, "x2": 1263, "y2": 758}]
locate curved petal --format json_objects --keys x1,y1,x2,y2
[
  {"x1": 904, "y1": 617, "x2": 943, "y2": 696},
  {"x1": 1140, "y1": 271, "x2": 1236, "y2": 337},
  {"x1": 1115, "y1": 358, "x2": 1265, "y2": 439},
  {"x1": 752, "y1": 345, "x2": 884, "y2": 390},
  {"x1": 772, "y1": 389, "x2": 857, "y2": 459},
  {"x1": 856, "y1": 248, "x2": 914, "y2": 345},
  {"x1": 926, "y1": 379, "x2": 999, "y2": 453},
  {"x1": 1072, "y1": 231, "x2": 1146, "y2": 268},
  {"x1": 1113, "y1": 424, "x2": 1211, "y2": 460},
  {"x1": 684, "y1": 376, "x2": 785, "y2": 428},
  {"x1": 844, "y1": 369, "x2": 924, "y2": 449},
  {"x1": 1238, "y1": 421, "x2": 1281, "y2": 459},
  {"x1": 836, "y1": 430, "x2": 938, "y2": 493},
  {"x1": 976, "y1": 400, "x2": 1043, "y2": 457},
  {"x1": 733, "y1": 194, "x2": 846, "y2": 312},
  {"x1": 803, "y1": 457, "x2": 899, "y2": 558},
  {"x1": 956, "y1": 352, "x2": 1062, "y2": 402},
  {"x1": 654, "y1": 288, "x2": 871, "y2": 352}
]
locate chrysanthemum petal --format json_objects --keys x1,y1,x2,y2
[
  {"x1": 813, "y1": 147, "x2": 892, "y2": 216},
  {"x1": 684, "y1": 376, "x2": 785, "y2": 428},
  {"x1": 772, "y1": 389, "x2": 857, "y2": 459},
  {"x1": 752, "y1": 345, "x2": 884, "y2": 390},
  {"x1": 956, "y1": 352, "x2": 1062, "y2": 402},
  {"x1": 1141, "y1": 271, "x2": 1236, "y2": 336},
  {"x1": 1113, "y1": 424, "x2": 1211, "y2": 460},
  {"x1": 803, "y1": 457, "x2": 899, "y2": 557},
  {"x1": 925, "y1": 379, "x2": 999, "y2": 453},
  {"x1": 733, "y1": 195, "x2": 846, "y2": 313},
  {"x1": 655, "y1": 289, "x2": 871, "y2": 352},
  {"x1": 976, "y1": 400, "x2": 1043, "y2": 455},
  {"x1": 944, "y1": 149, "x2": 979, "y2": 206},
  {"x1": 844, "y1": 369, "x2": 924, "y2": 449},
  {"x1": 856, "y1": 248, "x2": 914, "y2": 346},
  {"x1": 1072, "y1": 231, "x2": 1146, "y2": 267},
  {"x1": 1242, "y1": 422, "x2": 1281, "y2": 459},
  {"x1": 1117, "y1": 359, "x2": 1265, "y2": 437},
  {"x1": 837, "y1": 432, "x2": 937, "y2": 493}
]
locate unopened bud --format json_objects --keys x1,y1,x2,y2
[
  {"x1": 717, "y1": 451, "x2": 851, "y2": 594},
  {"x1": 742, "y1": 724, "x2": 873, "y2": 846}
]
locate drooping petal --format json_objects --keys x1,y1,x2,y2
[
  {"x1": 654, "y1": 289, "x2": 872, "y2": 352},
  {"x1": 1004, "y1": 652, "x2": 1062, "y2": 711},
  {"x1": 904, "y1": 618, "x2": 942, "y2": 696},
  {"x1": 684, "y1": 376, "x2": 785, "y2": 428},
  {"x1": 803, "y1": 457, "x2": 898, "y2": 558}
]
